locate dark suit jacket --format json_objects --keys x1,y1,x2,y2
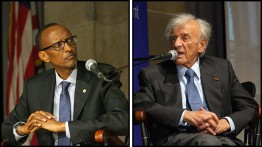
[
  {"x1": 1, "y1": 61, "x2": 129, "y2": 146},
  {"x1": 134, "y1": 55, "x2": 258, "y2": 145}
]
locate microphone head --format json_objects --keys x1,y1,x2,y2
[
  {"x1": 85, "y1": 59, "x2": 97, "y2": 71},
  {"x1": 168, "y1": 50, "x2": 178, "y2": 60}
]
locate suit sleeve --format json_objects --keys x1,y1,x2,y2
[
  {"x1": 1, "y1": 81, "x2": 31, "y2": 145},
  {"x1": 226, "y1": 59, "x2": 258, "y2": 135},
  {"x1": 134, "y1": 68, "x2": 184, "y2": 128}
]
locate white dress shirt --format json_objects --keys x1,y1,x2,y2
[
  {"x1": 177, "y1": 58, "x2": 235, "y2": 132},
  {"x1": 53, "y1": 68, "x2": 77, "y2": 144}
]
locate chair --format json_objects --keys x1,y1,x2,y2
[
  {"x1": 242, "y1": 82, "x2": 261, "y2": 146},
  {"x1": 94, "y1": 130, "x2": 129, "y2": 146},
  {"x1": 134, "y1": 81, "x2": 261, "y2": 146},
  {"x1": 134, "y1": 110, "x2": 152, "y2": 146}
]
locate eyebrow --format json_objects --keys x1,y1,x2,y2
[
  {"x1": 41, "y1": 36, "x2": 74, "y2": 50},
  {"x1": 170, "y1": 33, "x2": 191, "y2": 39}
]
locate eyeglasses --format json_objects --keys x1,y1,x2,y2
[{"x1": 40, "y1": 35, "x2": 77, "y2": 51}]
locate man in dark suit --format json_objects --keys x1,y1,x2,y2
[
  {"x1": 1, "y1": 23, "x2": 129, "y2": 146},
  {"x1": 134, "y1": 13, "x2": 258, "y2": 146}
]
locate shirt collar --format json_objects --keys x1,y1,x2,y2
[
  {"x1": 177, "y1": 58, "x2": 201, "y2": 80},
  {"x1": 55, "y1": 67, "x2": 77, "y2": 87},
  {"x1": 191, "y1": 58, "x2": 201, "y2": 79}
]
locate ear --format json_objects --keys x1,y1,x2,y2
[
  {"x1": 198, "y1": 38, "x2": 206, "y2": 54},
  {"x1": 38, "y1": 51, "x2": 50, "y2": 63}
]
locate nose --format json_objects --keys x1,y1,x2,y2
[
  {"x1": 173, "y1": 37, "x2": 183, "y2": 49},
  {"x1": 63, "y1": 43, "x2": 73, "y2": 52}
]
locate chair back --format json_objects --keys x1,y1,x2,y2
[
  {"x1": 241, "y1": 81, "x2": 261, "y2": 146},
  {"x1": 241, "y1": 81, "x2": 256, "y2": 97}
]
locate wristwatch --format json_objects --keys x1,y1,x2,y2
[{"x1": 13, "y1": 121, "x2": 26, "y2": 131}]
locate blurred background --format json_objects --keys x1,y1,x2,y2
[
  {"x1": 1, "y1": 1, "x2": 261, "y2": 146},
  {"x1": 133, "y1": 1, "x2": 260, "y2": 145}
]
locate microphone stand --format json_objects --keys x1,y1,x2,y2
[
  {"x1": 104, "y1": 64, "x2": 129, "y2": 79},
  {"x1": 104, "y1": 55, "x2": 167, "y2": 78},
  {"x1": 133, "y1": 55, "x2": 163, "y2": 67},
  {"x1": 133, "y1": 55, "x2": 156, "y2": 61}
]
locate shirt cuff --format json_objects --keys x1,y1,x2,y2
[
  {"x1": 13, "y1": 121, "x2": 27, "y2": 141},
  {"x1": 223, "y1": 116, "x2": 235, "y2": 132},
  {"x1": 65, "y1": 121, "x2": 71, "y2": 139},
  {"x1": 179, "y1": 110, "x2": 188, "y2": 126}
]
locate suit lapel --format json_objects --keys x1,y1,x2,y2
[
  {"x1": 161, "y1": 61, "x2": 182, "y2": 107},
  {"x1": 39, "y1": 70, "x2": 56, "y2": 114},
  {"x1": 73, "y1": 62, "x2": 92, "y2": 120},
  {"x1": 164, "y1": 61, "x2": 179, "y2": 86},
  {"x1": 200, "y1": 59, "x2": 222, "y2": 116}
]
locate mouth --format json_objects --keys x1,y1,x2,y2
[
  {"x1": 65, "y1": 54, "x2": 76, "y2": 60},
  {"x1": 177, "y1": 51, "x2": 185, "y2": 57}
]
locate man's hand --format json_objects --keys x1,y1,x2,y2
[
  {"x1": 16, "y1": 110, "x2": 56, "y2": 135},
  {"x1": 195, "y1": 109, "x2": 231, "y2": 135},
  {"x1": 214, "y1": 118, "x2": 231, "y2": 134},
  {"x1": 184, "y1": 107, "x2": 219, "y2": 127},
  {"x1": 16, "y1": 121, "x2": 41, "y2": 135},
  {"x1": 39, "y1": 118, "x2": 66, "y2": 133},
  {"x1": 199, "y1": 118, "x2": 230, "y2": 135},
  {"x1": 184, "y1": 107, "x2": 219, "y2": 135}
]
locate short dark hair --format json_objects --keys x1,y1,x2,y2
[{"x1": 36, "y1": 23, "x2": 58, "y2": 51}]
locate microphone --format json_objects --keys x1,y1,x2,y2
[
  {"x1": 151, "y1": 50, "x2": 178, "y2": 61},
  {"x1": 85, "y1": 59, "x2": 112, "y2": 82},
  {"x1": 133, "y1": 50, "x2": 178, "y2": 67}
]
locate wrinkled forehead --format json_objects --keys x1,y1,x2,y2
[
  {"x1": 41, "y1": 25, "x2": 72, "y2": 43},
  {"x1": 172, "y1": 20, "x2": 200, "y2": 35}
]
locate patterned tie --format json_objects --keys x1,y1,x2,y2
[
  {"x1": 58, "y1": 81, "x2": 71, "y2": 145},
  {"x1": 185, "y1": 69, "x2": 204, "y2": 111}
]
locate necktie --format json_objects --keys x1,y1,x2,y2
[
  {"x1": 58, "y1": 81, "x2": 71, "y2": 145},
  {"x1": 185, "y1": 69, "x2": 204, "y2": 111}
]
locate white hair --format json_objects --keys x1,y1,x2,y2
[{"x1": 165, "y1": 13, "x2": 212, "y2": 57}]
